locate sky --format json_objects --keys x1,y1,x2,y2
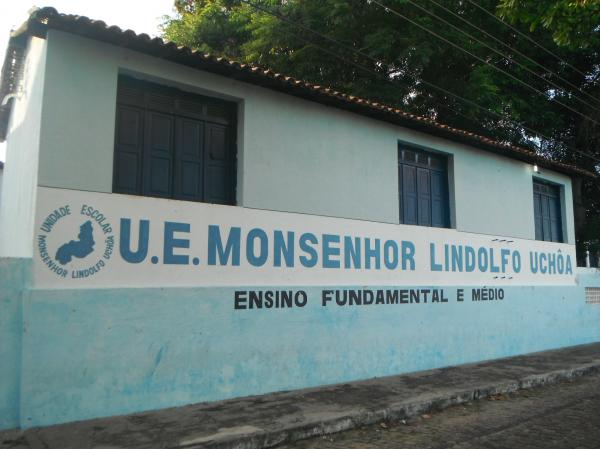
[{"x1": 0, "y1": 0, "x2": 177, "y2": 162}]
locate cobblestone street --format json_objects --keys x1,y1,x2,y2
[{"x1": 281, "y1": 373, "x2": 600, "y2": 449}]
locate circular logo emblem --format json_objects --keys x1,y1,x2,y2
[{"x1": 36, "y1": 204, "x2": 115, "y2": 279}]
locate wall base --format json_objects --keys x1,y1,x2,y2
[
  {"x1": 6, "y1": 275, "x2": 600, "y2": 429},
  {"x1": 0, "y1": 258, "x2": 30, "y2": 430}
]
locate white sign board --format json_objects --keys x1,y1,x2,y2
[{"x1": 33, "y1": 187, "x2": 576, "y2": 289}]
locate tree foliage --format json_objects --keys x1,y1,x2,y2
[
  {"x1": 163, "y1": 0, "x2": 600, "y2": 256},
  {"x1": 498, "y1": 0, "x2": 600, "y2": 48},
  {"x1": 499, "y1": 0, "x2": 600, "y2": 257}
]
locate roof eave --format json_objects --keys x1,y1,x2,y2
[{"x1": 0, "y1": 7, "x2": 596, "y2": 179}]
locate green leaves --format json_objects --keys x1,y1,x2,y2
[
  {"x1": 163, "y1": 0, "x2": 253, "y2": 58},
  {"x1": 498, "y1": 0, "x2": 600, "y2": 48},
  {"x1": 162, "y1": 0, "x2": 597, "y2": 147},
  {"x1": 162, "y1": 0, "x2": 600, "y2": 245}
]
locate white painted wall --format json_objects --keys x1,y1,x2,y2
[
  {"x1": 34, "y1": 30, "x2": 575, "y2": 243},
  {"x1": 38, "y1": 32, "x2": 117, "y2": 192},
  {"x1": 0, "y1": 37, "x2": 47, "y2": 257},
  {"x1": 0, "y1": 166, "x2": 3, "y2": 206}
]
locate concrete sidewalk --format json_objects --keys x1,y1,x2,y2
[{"x1": 2, "y1": 343, "x2": 600, "y2": 449}]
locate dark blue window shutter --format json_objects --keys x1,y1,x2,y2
[
  {"x1": 398, "y1": 164, "x2": 403, "y2": 223},
  {"x1": 143, "y1": 111, "x2": 174, "y2": 199},
  {"x1": 541, "y1": 195, "x2": 552, "y2": 241},
  {"x1": 533, "y1": 181, "x2": 563, "y2": 242},
  {"x1": 114, "y1": 76, "x2": 236, "y2": 205},
  {"x1": 114, "y1": 106, "x2": 143, "y2": 194},
  {"x1": 401, "y1": 165, "x2": 418, "y2": 225},
  {"x1": 417, "y1": 168, "x2": 432, "y2": 226},
  {"x1": 549, "y1": 195, "x2": 563, "y2": 242},
  {"x1": 398, "y1": 146, "x2": 449, "y2": 228},
  {"x1": 204, "y1": 123, "x2": 231, "y2": 204},
  {"x1": 533, "y1": 192, "x2": 544, "y2": 240},
  {"x1": 174, "y1": 118, "x2": 205, "y2": 201},
  {"x1": 430, "y1": 171, "x2": 447, "y2": 228}
]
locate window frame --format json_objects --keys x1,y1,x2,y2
[
  {"x1": 532, "y1": 178, "x2": 564, "y2": 243},
  {"x1": 112, "y1": 76, "x2": 238, "y2": 205},
  {"x1": 398, "y1": 143, "x2": 451, "y2": 229}
]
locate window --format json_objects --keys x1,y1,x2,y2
[
  {"x1": 113, "y1": 76, "x2": 236, "y2": 205},
  {"x1": 398, "y1": 145, "x2": 449, "y2": 228},
  {"x1": 533, "y1": 180, "x2": 563, "y2": 242}
]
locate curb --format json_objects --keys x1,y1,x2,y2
[{"x1": 185, "y1": 362, "x2": 600, "y2": 449}]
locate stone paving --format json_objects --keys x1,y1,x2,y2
[
  {"x1": 1, "y1": 343, "x2": 600, "y2": 449},
  {"x1": 282, "y1": 373, "x2": 600, "y2": 449}
]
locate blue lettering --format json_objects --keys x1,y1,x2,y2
[
  {"x1": 246, "y1": 228, "x2": 268, "y2": 267},
  {"x1": 512, "y1": 251, "x2": 522, "y2": 273},
  {"x1": 557, "y1": 254, "x2": 564, "y2": 274},
  {"x1": 430, "y1": 243, "x2": 442, "y2": 272},
  {"x1": 477, "y1": 247, "x2": 489, "y2": 272},
  {"x1": 540, "y1": 253, "x2": 547, "y2": 274},
  {"x1": 322, "y1": 234, "x2": 341, "y2": 269},
  {"x1": 444, "y1": 244, "x2": 450, "y2": 271},
  {"x1": 465, "y1": 246, "x2": 476, "y2": 272},
  {"x1": 402, "y1": 241, "x2": 415, "y2": 270},
  {"x1": 273, "y1": 231, "x2": 294, "y2": 267},
  {"x1": 365, "y1": 238, "x2": 381, "y2": 269},
  {"x1": 119, "y1": 218, "x2": 149, "y2": 263},
  {"x1": 530, "y1": 251, "x2": 538, "y2": 273},
  {"x1": 208, "y1": 225, "x2": 241, "y2": 266},
  {"x1": 451, "y1": 245, "x2": 463, "y2": 272},
  {"x1": 490, "y1": 248, "x2": 500, "y2": 273},
  {"x1": 383, "y1": 240, "x2": 398, "y2": 270},
  {"x1": 164, "y1": 222, "x2": 190, "y2": 265},
  {"x1": 299, "y1": 233, "x2": 318, "y2": 267},
  {"x1": 547, "y1": 253, "x2": 556, "y2": 274},
  {"x1": 344, "y1": 236, "x2": 361, "y2": 269},
  {"x1": 500, "y1": 249, "x2": 510, "y2": 273}
]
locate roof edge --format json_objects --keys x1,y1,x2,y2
[{"x1": 0, "y1": 7, "x2": 596, "y2": 179}]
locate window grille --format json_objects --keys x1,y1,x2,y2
[{"x1": 585, "y1": 287, "x2": 600, "y2": 304}]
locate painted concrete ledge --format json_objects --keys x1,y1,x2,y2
[{"x1": 2, "y1": 343, "x2": 600, "y2": 449}]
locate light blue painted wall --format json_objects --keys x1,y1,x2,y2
[
  {"x1": 0, "y1": 258, "x2": 29, "y2": 430},
  {"x1": 16, "y1": 279, "x2": 600, "y2": 428},
  {"x1": 1, "y1": 30, "x2": 592, "y2": 432},
  {"x1": 33, "y1": 31, "x2": 576, "y2": 243}
]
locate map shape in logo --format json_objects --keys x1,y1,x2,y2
[{"x1": 55, "y1": 220, "x2": 95, "y2": 265}]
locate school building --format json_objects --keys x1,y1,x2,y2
[{"x1": 0, "y1": 7, "x2": 599, "y2": 431}]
